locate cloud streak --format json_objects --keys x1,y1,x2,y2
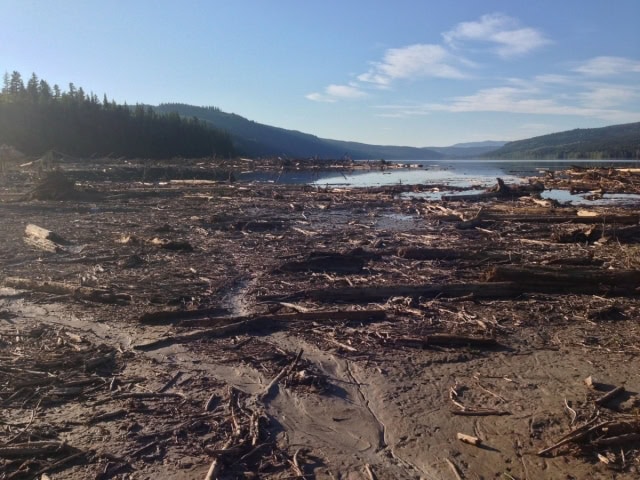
[
  {"x1": 443, "y1": 13, "x2": 551, "y2": 57},
  {"x1": 574, "y1": 56, "x2": 640, "y2": 76},
  {"x1": 378, "y1": 82, "x2": 640, "y2": 123}
]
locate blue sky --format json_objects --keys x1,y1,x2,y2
[{"x1": 2, "y1": 0, "x2": 639, "y2": 146}]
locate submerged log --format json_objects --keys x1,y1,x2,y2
[{"x1": 443, "y1": 178, "x2": 544, "y2": 202}]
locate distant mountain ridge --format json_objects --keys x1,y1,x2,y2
[
  {"x1": 154, "y1": 103, "x2": 639, "y2": 160},
  {"x1": 487, "y1": 122, "x2": 640, "y2": 160},
  {"x1": 154, "y1": 103, "x2": 501, "y2": 160}
]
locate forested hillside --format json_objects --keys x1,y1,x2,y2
[
  {"x1": 0, "y1": 72, "x2": 234, "y2": 158},
  {"x1": 155, "y1": 103, "x2": 445, "y2": 160},
  {"x1": 487, "y1": 122, "x2": 640, "y2": 160}
]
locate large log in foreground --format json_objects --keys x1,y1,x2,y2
[{"x1": 486, "y1": 266, "x2": 640, "y2": 295}]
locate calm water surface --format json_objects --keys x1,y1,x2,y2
[{"x1": 240, "y1": 159, "x2": 640, "y2": 188}]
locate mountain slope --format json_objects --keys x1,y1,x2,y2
[{"x1": 487, "y1": 122, "x2": 640, "y2": 159}]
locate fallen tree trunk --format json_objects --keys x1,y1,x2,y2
[
  {"x1": 139, "y1": 307, "x2": 230, "y2": 325},
  {"x1": 178, "y1": 309, "x2": 386, "y2": 328},
  {"x1": 393, "y1": 334, "x2": 500, "y2": 348},
  {"x1": 486, "y1": 266, "x2": 640, "y2": 295},
  {"x1": 396, "y1": 247, "x2": 515, "y2": 263},
  {"x1": 277, "y1": 252, "x2": 365, "y2": 274},
  {"x1": 258, "y1": 282, "x2": 524, "y2": 303},
  {"x1": 2, "y1": 277, "x2": 131, "y2": 304}
]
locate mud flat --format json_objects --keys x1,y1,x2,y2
[{"x1": 1, "y1": 159, "x2": 639, "y2": 479}]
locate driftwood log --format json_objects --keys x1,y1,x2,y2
[
  {"x1": 2, "y1": 277, "x2": 131, "y2": 304},
  {"x1": 23, "y1": 224, "x2": 83, "y2": 254}
]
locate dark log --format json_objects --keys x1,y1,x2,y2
[
  {"x1": 178, "y1": 309, "x2": 386, "y2": 328},
  {"x1": 594, "y1": 385, "x2": 625, "y2": 407},
  {"x1": 133, "y1": 317, "x2": 270, "y2": 351},
  {"x1": 553, "y1": 224, "x2": 640, "y2": 244},
  {"x1": 258, "y1": 282, "x2": 523, "y2": 303},
  {"x1": 396, "y1": 247, "x2": 462, "y2": 260},
  {"x1": 139, "y1": 307, "x2": 230, "y2": 325},
  {"x1": 486, "y1": 266, "x2": 640, "y2": 295},
  {"x1": 394, "y1": 334, "x2": 499, "y2": 348},
  {"x1": 277, "y1": 252, "x2": 365, "y2": 274}
]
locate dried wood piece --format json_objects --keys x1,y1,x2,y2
[
  {"x1": 87, "y1": 409, "x2": 127, "y2": 424},
  {"x1": 258, "y1": 349, "x2": 303, "y2": 402},
  {"x1": 594, "y1": 385, "x2": 625, "y2": 407},
  {"x1": 451, "y1": 408, "x2": 510, "y2": 416},
  {"x1": 457, "y1": 432, "x2": 481, "y2": 446},
  {"x1": 445, "y1": 458, "x2": 463, "y2": 480}
]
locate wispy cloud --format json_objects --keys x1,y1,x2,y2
[
  {"x1": 443, "y1": 13, "x2": 551, "y2": 58},
  {"x1": 433, "y1": 85, "x2": 638, "y2": 122},
  {"x1": 376, "y1": 81, "x2": 640, "y2": 123},
  {"x1": 357, "y1": 44, "x2": 469, "y2": 87},
  {"x1": 307, "y1": 12, "x2": 550, "y2": 103},
  {"x1": 306, "y1": 83, "x2": 367, "y2": 102},
  {"x1": 574, "y1": 56, "x2": 640, "y2": 76},
  {"x1": 579, "y1": 85, "x2": 640, "y2": 108}
]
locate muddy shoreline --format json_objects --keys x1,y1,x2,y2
[{"x1": 1, "y1": 159, "x2": 639, "y2": 479}]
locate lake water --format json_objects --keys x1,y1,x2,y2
[
  {"x1": 239, "y1": 159, "x2": 640, "y2": 205},
  {"x1": 240, "y1": 159, "x2": 640, "y2": 188}
]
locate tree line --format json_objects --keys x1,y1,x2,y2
[{"x1": 0, "y1": 71, "x2": 235, "y2": 159}]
